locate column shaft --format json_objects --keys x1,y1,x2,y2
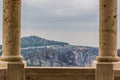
[
  {"x1": 97, "y1": 0, "x2": 119, "y2": 62},
  {"x1": 0, "y1": 0, "x2": 23, "y2": 61}
]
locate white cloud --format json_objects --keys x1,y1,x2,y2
[
  {"x1": 23, "y1": 0, "x2": 48, "y2": 6},
  {"x1": 22, "y1": 0, "x2": 98, "y2": 16},
  {"x1": 23, "y1": 0, "x2": 98, "y2": 9}
]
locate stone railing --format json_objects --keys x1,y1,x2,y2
[
  {"x1": 25, "y1": 67, "x2": 95, "y2": 80},
  {"x1": 1, "y1": 67, "x2": 120, "y2": 80}
]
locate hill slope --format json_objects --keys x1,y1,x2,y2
[
  {"x1": 21, "y1": 36, "x2": 69, "y2": 48},
  {"x1": 0, "y1": 36, "x2": 120, "y2": 67}
]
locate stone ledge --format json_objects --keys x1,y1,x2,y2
[
  {"x1": 25, "y1": 67, "x2": 96, "y2": 76},
  {"x1": 25, "y1": 67, "x2": 95, "y2": 80}
]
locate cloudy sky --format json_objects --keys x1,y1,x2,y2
[{"x1": 0, "y1": 0, "x2": 120, "y2": 48}]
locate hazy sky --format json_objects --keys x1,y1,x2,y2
[{"x1": 0, "y1": 0, "x2": 120, "y2": 48}]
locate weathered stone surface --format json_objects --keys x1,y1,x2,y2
[
  {"x1": 7, "y1": 62, "x2": 25, "y2": 80},
  {"x1": 26, "y1": 75, "x2": 95, "y2": 80},
  {"x1": 25, "y1": 67, "x2": 95, "y2": 80},
  {"x1": 0, "y1": 0, "x2": 23, "y2": 62},
  {"x1": 95, "y1": 62, "x2": 120, "y2": 80},
  {"x1": 0, "y1": 0, "x2": 26, "y2": 80},
  {"x1": 97, "y1": 0, "x2": 119, "y2": 62},
  {"x1": 114, "y1": 68, "x2": 120, "y2": 79},
  {"x1": 114, "y1": 69, "x2": 120, "y2": 80},
  {"x1": 96, "y1": 63, "x2": 114, "y2": 80},
  {"x1": 0, "y1": 69, "x2": 6, "y2": 80}
]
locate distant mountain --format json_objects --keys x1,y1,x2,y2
[
  {"x1": 21, "y1": 36, "x2": 69, "y2": 48},
  {"x1": 21, "y1": 45, "x2": 98, "y2": 67},
  {"x1": 0, "y1": 36, "x2": 69, "y2": 49},
  {"x1": 0, "y1": 36, "x2": 120, "y2": 67}
]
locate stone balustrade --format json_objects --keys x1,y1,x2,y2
[
  {"x1": 25, "y1": 67, "x2": 95, "y2": 80},
  {"x1": 0, "y1": 67, "x2": 120, "y2": 80}
]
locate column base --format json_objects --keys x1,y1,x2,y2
[
  {"x1": 92, "y1": 61, "x2": 120, "y2": 70},
  {"x1": 93, "y1": 61, "x2": 120, "y2": 80},
  {"x1": 96, "y1": 56, "x2": 120, "y2": 62},
  {"x1": 0, "y1": 60, "x2": 26, "y2": 69},
  {"x1": 0, "y1": 61, "x2": 26, "y2": 80},
  {"x1": 0, "y1": 55, "x2": 24, "y2": 62}
]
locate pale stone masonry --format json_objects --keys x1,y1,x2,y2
[
  {"x1": 0, "y1": 0, "x2": 25, "y2": 80},
  {"x1": 97, "y1": 0, "x2": 120, "y2": 62},
  {"x1": 95, "y1": 0, "x2": 120, "y2": 80},
  {"x1": 0, "y1": 0, "x2": 23, "y2": 61}
]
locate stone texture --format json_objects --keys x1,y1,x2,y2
[
  {"x1": 114, "y1": 69, "x2": 120, "y2": 80},
  {"x1": 97, "y1": 0, "x2": 120, "y2": 62},
  {"x1": 96, "y1": 63, "x2": 114, "y2": 80},
  {"x1": 0, "y1": 69, "x2": 6, "y2": 80},
  {"x1": 0, "y1": 0, "x2": 26, "y2": 80},
  {"x1": 114, "y1": 71, "x2": 120, "y2": 80},
  {"x1": 0, "y1": 61, "x2": 26, "y2": 80},
  {"x1": 7, "y1": 62, "x2": 25, "y2": 80},
  {"x1": 0, "y1": 0, "x2": 23, "y2": 61},
  {"x1": 26, "y1": 75, "x2": 95, "y2": 80},
  {"x1": 25, "y1": 67, "x2": 95, "y2": 80},
  {"x1": 96, "y1": 62, "x2": 120, "y2": 80}
]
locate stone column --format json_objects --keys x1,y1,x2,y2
[
  {"x1": 0, "y1": 0, "x2": 25, "y2": 80},
  {"x1": 0, "y1": 0, "x2": 23, "y2": 62},
  {"x1": 97, "y1": 0, "x2": 119, "y2": 62},
  {"x1": 95, "y1": 0, "x2": 120, "y2": 80}
]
